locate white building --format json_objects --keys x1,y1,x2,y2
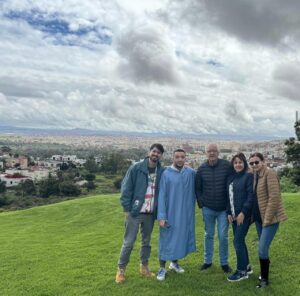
[
  {"x1": 0, "y1": 173, "x2": 31, "y2": 187},
  {"x1": 5, "y1": 168, "x2": 54, "y2": 181},
  {"x1": 51, "y1": 155, "x2": 77, "y2": 162}
]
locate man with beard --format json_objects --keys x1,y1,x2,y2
[
  {"x1": 156, "y1": 149, "x2": 196, "y2": 281},
  {"x1": 115, "y1": 143, "x2": 165, "y2": 284}
]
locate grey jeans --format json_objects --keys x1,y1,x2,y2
[{"x1": 118, "y1": 213, "x2": 155, "y2": 268}]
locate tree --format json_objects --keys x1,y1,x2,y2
[
  {"x1": 84, "y1": 156, "x2": 99, "y2": 173},
  {"x1": 113, "y1": 178, "x2": 122, "y2": 190},
  {"x1": 285, "y1": 118, "x2": 300, "y2": 186},
  {"x1": 100, "y1": 152, "x2": 131, "y2": 175},
  {"x1": 21, "y1": 179, "x2": 36, "y2": 195},
  {"x1": 85, "y1": 173, "x2": 96, "y2": 182},
  {"x1": 38, "y1": 176, "x2": 60, "y2": 198},
  {"x1": 0, "y1": 146, "x2": 11, "y2": 153},
  {"x1": 59, "y1": 181, "x2": 81, "y2": 196},
  {"x1": 0, "y1": 181, "x2": 6, "y2": 194},
  {"x1": 86, "y1": 181, "x2": 95, "y2": 191}
]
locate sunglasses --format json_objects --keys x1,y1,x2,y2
[{"x1": 249, "y1": 161, "x2": 260, "y2": 166}]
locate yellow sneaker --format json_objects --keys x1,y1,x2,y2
[
  {"x1": 140, "y1": 264, "x2": 155, "y2": 277},
  {"x1": 115, "y1": 268, "x2": 126, "y2": 284}
]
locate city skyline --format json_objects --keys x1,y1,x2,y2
[{"x1": 0, "y1": 0, "x2": 299, "y2": 137}]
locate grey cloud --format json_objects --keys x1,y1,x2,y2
[
  {"x1": 273, "y1": 62, "x2": 300, "y2": 101},
  {"x1": 116, "y1": 22, "x2": 180, "y2": 84},
  {"x1": 168, "y1": 0, "x2": 300, "y2": 47},
  {"x1": 224, "y1": 100, "x2": 253, "y2": 125}
]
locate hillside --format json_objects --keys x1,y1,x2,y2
[{"x1": 0, "y1": 193, "x2": 299, "y2": 296}]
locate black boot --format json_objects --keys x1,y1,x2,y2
[{"x1": 256, "y1": 258, "x2": 269, "y2": 288}]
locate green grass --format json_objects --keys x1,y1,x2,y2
[{"x1": 0, "y1": 193, "x2": 299, "y2": 296}]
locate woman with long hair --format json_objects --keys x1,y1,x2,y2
[{"x1": 227, "y1": 153, "x2": 254, "y2": 282}]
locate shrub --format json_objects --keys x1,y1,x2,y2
[{"x1": 280, "y1": 176, "x2": 299, "y2": 193}]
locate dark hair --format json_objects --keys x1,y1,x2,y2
[
  {"x1": 249, "y1": 152, "x2": 264, "y2": 161},
  {"x1": 173, "y1": 148, "x2": 186, "y2": 154},
  {"x1": 150, "y1": 143, "x2": 164, "y2": 154},
  {"x1": 231, "y1": 152, "x2": 248, "y2": 172}
]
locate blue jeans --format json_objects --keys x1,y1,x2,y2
[
  {"x1": 202, "y1": 207, "x2": 229, "y2": 265},
  {"x1": 255, "y1": 222, "x2": 279, "y2": 259},
  {"x1": 232, "y1": 218, "x2": 251, "y2": 271}
]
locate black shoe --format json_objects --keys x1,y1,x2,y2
[
  {"x1": 199, "y1": 263, "x2": 212, "y2": 271},
  {"x1": 256, "y1": 279, "x2": 269, "y2": 288},
  {"x1": 221, "y1": 265, "x2": 233, "y2": 273}
]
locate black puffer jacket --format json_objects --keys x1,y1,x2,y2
[{"x1": 196, "y1": 159, "x2": 231, "y2": 211}]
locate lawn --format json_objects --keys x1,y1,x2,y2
[{"x1": 0, "y1": 193, "x2": 299, "y2": 296}]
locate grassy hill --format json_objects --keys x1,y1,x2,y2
[{"x1": 0, "y1": 193, "x2": 299, "y2": 296}]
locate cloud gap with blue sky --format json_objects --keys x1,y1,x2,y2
[{"x1": 4, "y1": 9, "x2": 112, "y2": 48}]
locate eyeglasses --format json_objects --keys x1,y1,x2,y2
[{"x1": 249, "y1": 161, "x2": 260, "y2": 166}]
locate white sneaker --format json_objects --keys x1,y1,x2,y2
[
  {"x1": 169, "y1": 262, "x2": 185, "y2": 273},
  {"x1": 156, "y1": 268, "x2": 166, "y2": 281}
]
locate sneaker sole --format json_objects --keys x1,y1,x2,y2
[
  {"x1": 227, "y1": 275, "x2": 249, "y2": 282},
  {"x1": 169, "y1": 266, "x2": 185, "y2": 273},
  {"x1": 247, "y1": 270, "x2": 254, "y2": 275}
]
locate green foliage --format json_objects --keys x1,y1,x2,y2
[
  {"x1": 85, "y1": 181, "x2": 95, "y2": 191},
  {"x1": 38, "y1": 176, "x2": 60, "y2": 198},
  {"x1": 280, "y1": 176, "x2": 299, "y2": 193},
  {"x1": 284, "y1": 120, "x2": 300, "y2": 186},
  {"x1": 84, "y1": 156, "x2": 99, "y2": 173},
  {"x1": 85, "y1": 173, "x2": 96, "y2": 182},
  {"x1": 113, "y1": 178, "x2": 122, "y2": 190},
  {"x1": 0, "y1": 193, "x2": 299, "y2": 295},
  {"x1": 0, "y1": 181, "x2": 6, "y2": 194},
  {"x1": 21, "y1": 179, "x2": 36, "y2": 195},
  {"x1": 0, "y1": 195, "x2": 9, "y2": 206},
  {"x1": 100, "y1": 152, "x2": 131, "y2": 174},
  {"x1": 59, "y1": 181, "x2": 81, "y2": 196},
  {"x1": 0, "y1": 145, "x2": 12, "y2": 153}
]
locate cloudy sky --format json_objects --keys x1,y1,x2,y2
[{"x1": 0, "y1": 0, "x2": 299, "y2": 137}]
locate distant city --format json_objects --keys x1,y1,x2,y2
[{"x1": 0, "y1": 127, "x2": 290, "y2": 171}]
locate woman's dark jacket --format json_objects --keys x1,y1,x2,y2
[{"x1": 226, "y1": 171, "x2": 254, "y2": 218}]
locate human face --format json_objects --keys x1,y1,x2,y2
[
  {"x1": 148, "y1": 147, "x2": 162, "y2": 164},
  {"x1": 173, "y1": 151, "x2": 186, "y2": 169},
  {"x1": 233, "y1": 157, "x2": 244, "y2": 173},
  {"x1": 249, "y1": 156, "x2": 263, "y2": 172},
  {"x1": 205, "y1": 144, "x2": 219, "y2": 162}
]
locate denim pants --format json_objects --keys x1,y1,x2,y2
[
  {"x1": 118, "y1": 213, "x2": 155, "y2": 268},
  {"x1": 232, "y1": 218, "x2": 251, "y2": 271},
  {"x1": 255, "y1": 222, "x2": 279, "y2": 259},
  {"x1": 202, "y1": 207, "x2": 229, "y2": 265}
]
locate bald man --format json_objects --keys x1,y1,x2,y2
[{"x1": 195, "y1": 143, "x2": 232, "y2": 273}]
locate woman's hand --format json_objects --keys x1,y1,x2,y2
[
  {"x1": 227, "y1": 215, "x2": 234, "y2": 224},
  {"x1": 236, "y1": 212, "x2": 245, "y2": 225},
  {"x1": 159, "y1": 220, "x2": 166, "y2": 227}
]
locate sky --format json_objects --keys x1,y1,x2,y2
[{"x1": 0, "y1": 0, "x2": 299, "y2": 138}]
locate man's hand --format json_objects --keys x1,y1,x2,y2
[
  {"x1": 227, "y1": 215, "x2": 234, "y2": 224},
  {"x1": 236, "y1": 212, "x2": 245, "y2": 225},
  {"x1": 159, "y1": 220, "x2": 166, "y2": 227}
]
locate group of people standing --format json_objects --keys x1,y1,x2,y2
[{"x1": 115, "y1": 143, "x2": 287, "y2": 289}]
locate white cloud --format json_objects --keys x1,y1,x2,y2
[{"x1": 0, "y1": 0, "x2": 298, "y2": 137}]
